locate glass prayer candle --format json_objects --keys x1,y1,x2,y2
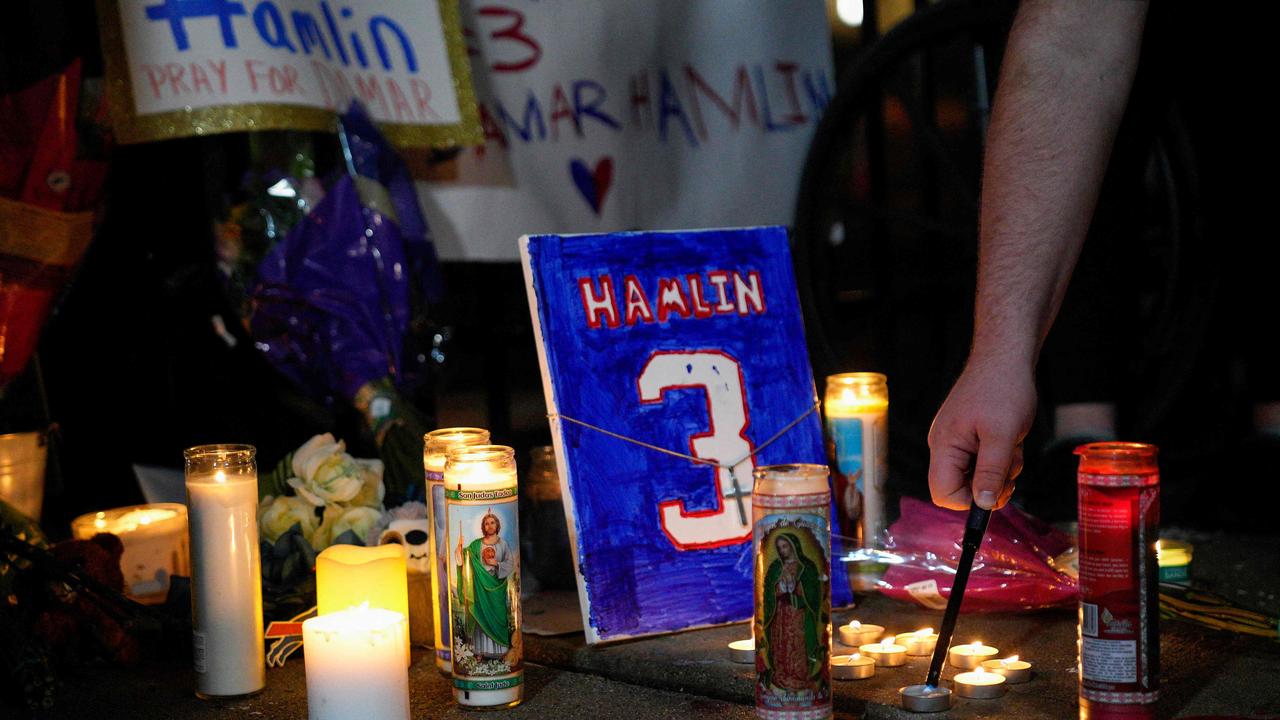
[
  {"x1": 184, "y1": 444, "x2": 264, "y2": 699},
  {"x1": 823, "y1": 373, "x2": 888, "y2": 591},
  {"x1": 1076, "y1": 442, "x2": 1160, "y2": 718},
  {"x1": 445, "y1": 445, "x2": 522, "y2": 708},
  {"x1": 423, "y1": 427, "x2": 489, "y2": 673},
  {"x1": 752, "y1": 464, "x2": 833, "y2": 720},
  {"x1": 71, "y1": 503, "x2": 189, "y2": 603},
  {"x1": 316, "y1": 543, "x2": 410, "y2": 665}
]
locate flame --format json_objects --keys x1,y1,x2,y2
[
  {"x1": 916, "y1": 628, "x2": 932, "y2": 637},
  {"x1": 215, "y1": 470, "x2": 227, "y2": 483},
  {"x1": 1005, "y1": 655, "x2": 1019, "y2": 664},
  {"x1": 850, "y1": 620, "x2": 861, "y2": 629}
]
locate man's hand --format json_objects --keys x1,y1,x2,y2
[{"x1": 927, "y1": 354, "x2": 1036, "y2": 511}]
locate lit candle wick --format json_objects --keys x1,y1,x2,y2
[
  {"x1": 850, "y1": 620, "x2": 861, "y2": 629},
  {"x1": 971, "y1": 641, "x2": 982, "y2": 651},
  {"x1": 852, "y1": 653, "x2": 861, "y2": 661},
  {"x1": 215, "y1": 470, "x2": 227, "y2": 483},
  {"x1": 1004, "y1": 655, "x2": 1019, "y2": 666}
]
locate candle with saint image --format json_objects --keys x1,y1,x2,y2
[
  {"x1": 303, "y1": 604, "x2": 410, "y2": 720},
  {"x1": 824, "y1": 373, "x2": 888, "y2": 591},
  {"x1": 423, "y1": 427, "x2": 490, "y2": 673},
  {"x1": 184, "y1": 444, "x2": 264, "y2": 699},
  {"x1": 445, "y1": 445, "x2": 522, "y2": 708},
  {"x1": 71, "y1": 503, "x2": 189, "y2": 603},
  {"x1": 752, "y1": 464, "x2": 833, "y2": 719}
]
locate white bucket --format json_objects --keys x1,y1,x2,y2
[{"x1": 0, "y1": 431, "x2": 47, "y2": 520}]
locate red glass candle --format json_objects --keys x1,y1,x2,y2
[{"x1": 1075, "y1": 443, "x2": 1160, "y2": 719}]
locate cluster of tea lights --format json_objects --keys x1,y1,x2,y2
[{"x1": 828, "y1": 619, "x2": 1032, "y2": 702}]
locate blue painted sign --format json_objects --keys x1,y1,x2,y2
[{"x1": 521, "y1": 227, "x2": 851, "y2": 643}]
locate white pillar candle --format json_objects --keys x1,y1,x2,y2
[
  {"x1": 303, "y1": 605, "x2": 410, "y2": 720},
  {"x1": 185, "y1": 444, "x2": 265, "y2": 699},
  {"x1": 71, "y1": 503, "x2": 189, "y2": 603},
  {"x1": 948, "y1": 641, "x2": 999, "y2": 670},
  {"x1": 446, "y1": 445, "x2": 522, "y2": 708}
]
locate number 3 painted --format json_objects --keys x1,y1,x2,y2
[{"x1": 638, "y1": 350, "x2": 755, "y2": 550}]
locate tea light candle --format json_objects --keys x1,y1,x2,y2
[
  {"x1": 953, "y1": 667, "x2": 1007, "y2": 699},
  {"x1": 831, "y1": 653, "x2": 876, "y2": 680},
  {"x1": 728, "y1": 638, "x2": 755, "y2": 664},
  {"x1": 838, "y1": 620, "x2": 885, "y2": 647},
  {"x1": 1156, "y1": 539, "x2": 1193, "y2": 585},
  {"x1": 859, "y1": 637, "x2": 907, "y2": 667},
  {"x1": 895, "y1": 628, "x2": 939, "y2": 656},
  {"x1": 982, "y1": 655, "x2": 1032, "y2": 684},
  {"x1": 184, "y1": 445, "x2": 264, "y2": 699},
  {"x1": 71, "y1": 503, "x2": 189, "y2": 603},
  {"x1": 316, "y1": 544, "x2": 410, "y2": 665},
  {"x1": 948, "y1": 640, "x2": 999, "y2": 670},
  {"x1": 303, "y1": 605, "x2": 410, "y2": 720}
]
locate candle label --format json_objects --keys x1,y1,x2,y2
[
  {"x1": 447, "y1": 493, "x2": 522, "y2": 691},
  {"x1": 427, "y1": 472, "x2": 450, "y2": 666},
  {"x1": 825, "y1": 414, "x2": 888, "y2": 548},
  {"x1": 1078, "y1": 475, "x2": 1160, "y2": 703},
  {"x1": 753, "y1": 496, "x2": 831, "y2": 720}
]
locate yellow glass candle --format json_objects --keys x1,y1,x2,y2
[
  {"x1": 303, "y1": 605, "x2": 410, "y2": 720},
  {"x1": 316, "y1": 544, "x2": 410, "y2": 665},
  {"x1": 184, "y1": 444, "x2": 264, "y2": 699},
  {"x1": 71, "y1": 503, "x2": 189, "y2": 603},
  {"x1": 423, "y1": 427, "x2": 490, "y2": 673},
  {"x1": 446, "y1": 445, "x2": 522, "y2": 708}
]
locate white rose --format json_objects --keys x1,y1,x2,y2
[
  {"x1": 287, "y1": 433, "x2": 365, "y2": 506},
  {"x1": 258, "y1": 495, "x2": 320, "y2": 543},
  {"x1": 310, "y1": 505, "x2": 383, "y2": 550}
]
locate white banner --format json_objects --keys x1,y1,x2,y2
[{"x1": 421, "y1": 1, "x2": 833, "y2": 260}]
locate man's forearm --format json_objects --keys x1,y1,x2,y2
[{"x1": 972, "y1": 0, "x2": 1147, "y2": 365}]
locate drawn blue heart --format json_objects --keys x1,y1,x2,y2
[{"x1": 570, "y1": 156, "x2": 614, "y2": 215}]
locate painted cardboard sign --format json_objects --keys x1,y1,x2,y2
[
  {"x1": 521, "y1": 227, "x2": 851, "y2": 643},
  {"x1": 97, "y1": 0, "x2": 481, "y2": 146},
  {"x1": 421, "y1": 1, "x2": 833, "y2": 259}
]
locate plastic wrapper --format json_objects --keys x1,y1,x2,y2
[{"x1": 842, "y1": 497, "x2": 1077, "y2": 612}]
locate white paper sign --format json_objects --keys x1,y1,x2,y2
[
  {"x1": 420, "y1": 1, "x2": 834, "y2": 260},
  {"x1": 101, "y1": 0, "x2": 481, "y2": 145}
]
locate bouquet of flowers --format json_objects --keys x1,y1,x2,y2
[{"x1": 255, "y1": 432, "x2": 424, "y2": 620}]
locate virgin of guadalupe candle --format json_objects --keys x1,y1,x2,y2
[
  {"x1": 303, "y1": 605, "x2": 410, "y2": 720},
  {"x1": 423, "y1": 427, "x2": 489, "y2": 673},
  {"x1": 752, "y1": 464, "x2": 832, "y2": 720},
  {"x1": 316, "y1": 544, "x2": 410, "y2": 665},
  {"x1": 824, "y1": 373, "x2": 888, "y2": 591},
  {"x1": 184, "y1": 444, "x2": 264, "y2": 699},
  {"x1": 445, "y1": 445, "x2": 522, "y2": 708},
  {"x1": 71, "y1": 503, "x2": 189, "y2": 603}
]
